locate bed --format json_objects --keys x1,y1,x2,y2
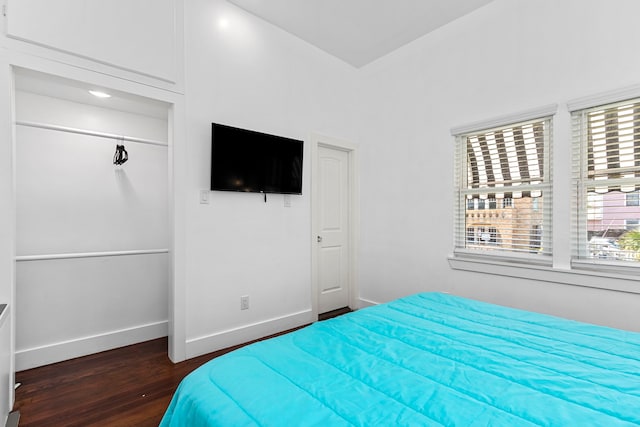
[{"x1": 160, "y1": 292, "x2": 640, "y2": 426}]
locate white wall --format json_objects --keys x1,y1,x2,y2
[
  {"x1": 4, "y1": 0, "x2": 183, "y2": 91},
  {"x1": 14, "y1": 91, "x2": 169, "y2": 369},
  {"x1": 0, "y1": 51, "x2": 15, "y2": 424},
  {"x1": 357, "y1": 0, "x2": 640, "y2": 331},
  {"x1": 182, "y1": 0, "x2": 359, "y2": 357}
]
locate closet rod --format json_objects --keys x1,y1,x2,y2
[
  {"x1": 15, "y1": 120, "x2": 168, "y2": 147},
  {"x1": 15, "y1": 248, "x2": 169, "y2": 262}
]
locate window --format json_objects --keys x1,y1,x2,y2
[
  {"x1": 477, "y1": 226, "x2": 486, "y2": 242},
  {"x1": 530, "y1": 224, "x2": 542, "y2": 251},
  {"x1": 466, "y1": 227, "x2": 475, "y2": 243},
  {"x1": 454, "y1": 116, "x2": 552, "y2": 260},
  {"x1": 625, "y1": 219, "x2": 639, "y2": 230},
  {"x1": 572, "y1": 98, "x2": 640, "y2": 264},
  {"x1": 488, "y1": 227, "x2": 498, "y2": 244}
]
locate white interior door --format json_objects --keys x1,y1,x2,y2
[{"x1": 317, "y1": 145, "x2": 350, "y2": 313}]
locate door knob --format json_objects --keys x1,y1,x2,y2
[{"x1": 317, "y1": 235, "x2": 322, "y2": 243}]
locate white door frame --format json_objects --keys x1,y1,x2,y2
[
  {"x1": 310, "y1": 133, "x2": 359, "y2": 320},
  {"x1": 3, "y1": 56, "x2": 188, "y2": 366}
]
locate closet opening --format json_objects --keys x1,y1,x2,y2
[{"x1": 13, "y1": 68, "x2": 171, "y2": 370}]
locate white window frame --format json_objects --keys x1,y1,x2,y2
[
  {"x1": 570, "y1": 94, "x2": 640, "y2": 273},
  {"x1": 452, "y1": 105, "x2": 556, "y2": 265}
]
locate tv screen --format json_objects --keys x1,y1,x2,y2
[{"x1": 210, "y1": 123, "x2": 303, "y2": 194}]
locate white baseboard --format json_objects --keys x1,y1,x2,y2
[
  {"x1": 186, "y1": 309, "x2": 313, "y2": 359},
  {"x1": 358, "y1": 297, "x2": 380, "y2": 308},
  {"x1": 15, "y1": 320, "x2": 168, "y2": 371}
]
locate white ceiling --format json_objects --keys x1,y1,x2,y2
[
  {"x1": 14, "y1": 68, "x2": 169, "y2": 119},
  {"x1": 228, "y1": 0, "x2": 494, "y2": 68}
]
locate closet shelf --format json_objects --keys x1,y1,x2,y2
[
  {"x1": 16, "y1": 249, "x2": 169, "y2": 262},
  {"x1": 16, "y1": 120, "x2": 168, "y2": 147}
]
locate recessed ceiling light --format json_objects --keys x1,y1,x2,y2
[{"x1": 89, "y1": 90, "x2": 111, "y2": 98}]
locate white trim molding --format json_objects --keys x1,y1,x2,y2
[
  {"x1": 185, "y1": 310, "x2": 312, "y2": 359},
  {"x1": 357, "y1": 298, "x2": 380, "y2": 308},
  {"x1": 15, "y1": 320, "x2": 168, "y2": 371},
  {"x1": 567, "y1": 84, "x2": 640, "y2": 112},
  {"x1": 451, "y1": 104, "x2": 558, "y2": 136}
]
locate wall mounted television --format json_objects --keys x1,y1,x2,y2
[{"x1": 210, "y1": 123, "x2": 303, "y2": 194}]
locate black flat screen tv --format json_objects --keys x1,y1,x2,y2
[{"x1": 210, "y1": 123, "x2": 303, "y2": 194}]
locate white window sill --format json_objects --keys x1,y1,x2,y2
[{"x1": 448, "y1": 254, "x2": 640, "y2": 295}]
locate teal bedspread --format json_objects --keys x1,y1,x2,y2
[{"x1": 160, "y1": 293, "x2": 640, "y2": 426}]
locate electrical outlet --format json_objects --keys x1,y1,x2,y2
[{"x1": 240, "y1": 295, "x2": 249, "y2": 310}]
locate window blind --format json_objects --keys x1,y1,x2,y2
[
  {"x1": 466, "y1": 122, "x2": 545, "y2": 199},
  {"x1": 454, "y1": 117, "x2": 552, "y2": 259},
  {"x1": 586, "y1": 102, "x2": 640, "y2": 191},
  {"x1": 572, "y1": 99, "x2": 640, "y2": 263}
]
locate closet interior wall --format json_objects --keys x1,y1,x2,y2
[{"x1": 14, "y1": 85, "x2": 169, "y2": 370}]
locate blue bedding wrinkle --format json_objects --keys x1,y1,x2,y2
[
  {"x1": 291, "y1": 321, "x2": 540, "y2": 426},
  {"x1": 160, "y1": 293, "x2": 640, "y2": 427},
  {"x1": 359, "y1": 304, "x2": 640, "y2": 397},
  {"x1": 316, "y1": 313, "x2": 633, "y2": 426},
  {"x1": 414, "y1": 293, "x2": 640, "y2": 350}
]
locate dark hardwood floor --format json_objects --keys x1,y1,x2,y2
[
  {"x1": 14, "y1": 309, "x2": 352, "y2": 426},
  {"x1": 318, "y1": 306, "x2": 351, "y2": 321},
  {"x1": 15, "y1": 337, "x2": 228, "y2": 427}
]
